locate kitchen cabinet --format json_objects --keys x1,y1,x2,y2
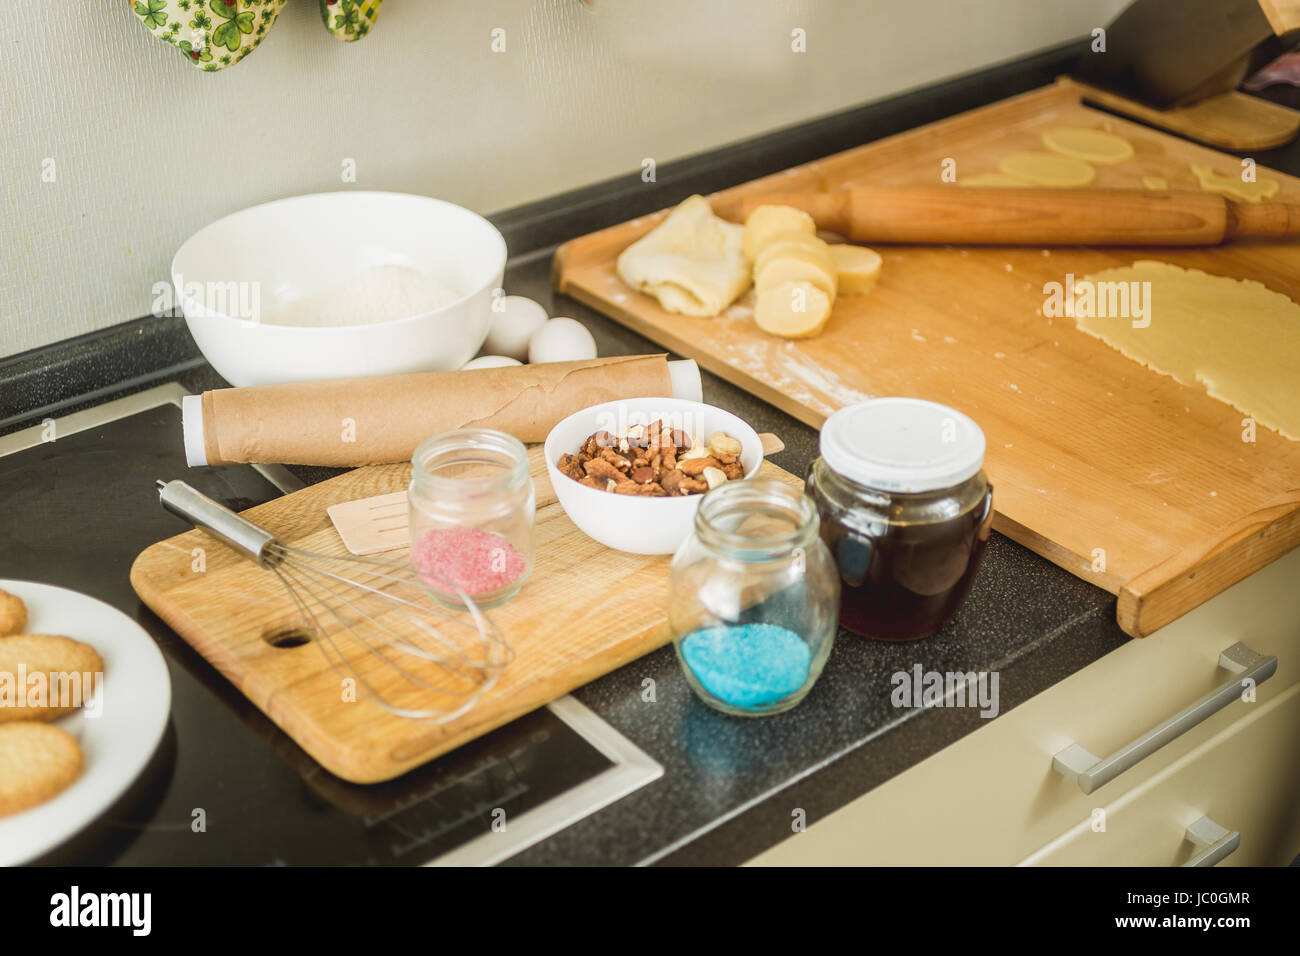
[{"x1": 746, "y1": 546, "x2": 1300, "y2": 866}]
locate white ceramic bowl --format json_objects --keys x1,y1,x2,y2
[
  {"x1": 172, "y1": 191, "x2": 507, "y2": 387},
  {"x1": 545, "y1": 398, "x2": 764, "y2": 555}
]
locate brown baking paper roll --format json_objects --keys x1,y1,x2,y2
[{"x1": 185, "y1": 355, "x2": 694, "y2": 467}]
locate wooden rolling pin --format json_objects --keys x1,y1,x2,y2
[{"x1": 738, "y1": 186, "x2": 1300, "y2": 246}]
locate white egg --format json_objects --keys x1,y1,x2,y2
[
  {"x1": 461, "y1": 354, "x2": 524, "y2": 370},
  {"x1": 483, "y1": 295, "x2": 549, "y2": 360},
  {"x1": 528, "y1": 317, "x2": 598, "y2": 364}
]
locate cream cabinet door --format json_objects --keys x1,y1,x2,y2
[{"x1": 1021, "y1": 682, "x2": 1300, "y2": 866}]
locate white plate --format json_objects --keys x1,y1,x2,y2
[{"x1": 0, "y1": 580, "x2": 171, "y2": 865}]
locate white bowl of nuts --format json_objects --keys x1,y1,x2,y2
[{"x1": 544, "y1": 398, "x2": 764, "y2": 555}]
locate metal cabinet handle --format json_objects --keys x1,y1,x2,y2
[
  {"x1": 1182, "y1": 815, "x2": 1240, "y2": 867},
  {"x1": 1052, "y1": 642, "x2": 1277, "y2": 795}
]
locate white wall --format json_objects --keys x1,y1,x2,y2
[{"x1": 0, "y1": 0, "x2": 1126, "y2": 358}]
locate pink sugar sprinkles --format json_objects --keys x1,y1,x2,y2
[{"x1": 412, "y1": 526, "x2": 527, "y2": 597}]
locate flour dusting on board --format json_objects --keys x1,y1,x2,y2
[{"x1": 715, "y1": 309, "x2": 871, "y2": 415}]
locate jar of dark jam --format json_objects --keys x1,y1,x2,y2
[{"x1": 806, "y1": 398, "x2": 993, "y2": 642}]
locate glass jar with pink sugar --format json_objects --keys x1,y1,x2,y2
[{"x1": 409, "y1": 428, "x2": 535, "y2": 608}]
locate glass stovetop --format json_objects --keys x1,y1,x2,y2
[{"x1": 0, "y1": 383, "x2": 659, "y2": 865}]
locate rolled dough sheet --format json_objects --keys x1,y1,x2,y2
[
  {"x1": 999, "y1": 151, "x2": 1096, "y2": 187},
  {"x1": 1190, "y1": 163, "x2": 1279, "y2": 203},
  {"x1": 1041, "y1": 127, "x2": 1134, "y2": 164},
  {"x1": 1072, "y1": 260, "x2": 1300, "y2": 440}
]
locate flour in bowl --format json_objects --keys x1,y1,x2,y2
[{"x1": 265, "y1": 264, "x2": 463, "y2": 327}]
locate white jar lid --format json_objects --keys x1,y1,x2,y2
[{"x1": 819, "y1": 397, "x2": 985, "y2": 493}]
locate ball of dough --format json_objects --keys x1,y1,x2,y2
[
  {"x1": 998, "y1": 151, "x2": 1096, "y2": 187},
  {"x1": 527, "y1": 317, "x2": 598, "y2": 364},
  {"x1": 483, "y1": 295, "x2": 549, "y2": 361},
  {"x1": 0, "y1": 588, "x2": 26, "y2": 637},
  {"x1": 462, "y1": 355, "x2": 523, "y2": 371}
]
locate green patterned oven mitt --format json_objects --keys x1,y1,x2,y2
[{"x1": 130, "y1": 0, "x2": 384, "y2": 72}]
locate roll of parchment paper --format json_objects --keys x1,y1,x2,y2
[{"x1": 182, "y1": 355, "x2": 702, "y2": 467}]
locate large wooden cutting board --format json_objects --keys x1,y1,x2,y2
[
  {"x1": 554, "y1": 78, "x2": 1300, "y2": 638},
  {"x1": 131, "y1": 448, "x2": 801, "y2": 783}
]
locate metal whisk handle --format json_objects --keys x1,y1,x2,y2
[{"x1": 156, "y1": 480, "x2": 280, "y2": 566}]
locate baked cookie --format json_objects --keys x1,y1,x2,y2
[
  {"x1": 0, "y1": 722, "x2": 83, "y2": 817},
  {"x1": 0, "y1": 588, "x2": 26, "y2": 637},
  {"x1": 0, "y1": 635, "x2": 103, "y2": 724}
]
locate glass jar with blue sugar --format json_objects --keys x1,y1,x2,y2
[{"x1": 669, "y1": 479, "x2": 839, "y2": 716}]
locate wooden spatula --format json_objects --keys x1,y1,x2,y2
[
  {"x1": 328, "y1": 432, "x2": 788, "y2": 555},
  {"x1": 739, "y1": 186, "x2": 1300, "y2": 246}
]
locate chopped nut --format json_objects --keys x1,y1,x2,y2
[
  {"x1": 584, "y1": 458, "x2": 627, "y2": 483},
  {"x1": 632, "y1": 466, "x2": 655, "y2": 484},
  {"x1": 661, "y1": 468, "x2": 686, "y2": 495},
  {"x1": 679, "y1": 455, "x2": 721, "y2": 476},
  {"x1": 679, "y1": 475, "x2": 708, "y2": 494},
  {"x1": 557, "y1": 453, "x2": 585, "y2": 481},
  {"x1": 721, "y1": 460, "x2": 744, "y2": 480},
  {"x1": 670, "y1": 428, "x2": 692, "y2": 450},
  {"x1": 708, "y1": 431, "x2": 743, "y2": 457},
  {"x1": 679, "y1": 443, "x2": 711, "y2": 461},
  {"x1": 702, "y1": 466, "x2": 728, "y2": 490},
  {"x1": 599, "y1": 446, "x2": 632, "y2": 471},
  {"x1": 578, "y1": 475, "x2": 607, "y2": 490}
]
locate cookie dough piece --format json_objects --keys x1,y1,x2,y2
[
  {"x1": 755, "y1": 280, "x2": 833, "y2": 338},
  {"x1": 829, "y1": 245, "x2": 883, "y2": 295},
  {"x1": 1141, "y1": 175, "x2": 1169, "y2": 191},
  {"x1": 752, "y1": 231, "x2": 831, "y2": 275},
  {"x1": 0, "y1": 589, "x2": 26, "y2": 637},
  {"x1": 0, "y1": 635, "x2": 103, "y2": 723},
  {"x1": 742, "y1": 205, "x2": 817, "y2": 261},
  {"x1": 961, "y1": 172, "x2": 1036, "y2": 187},
  {"x1": 755, "y1": 246, "x2": 838, "y2": 301},
  {"x1": 1041, "y1": 127, "x2": 1135, "y2": 164},
  {"x1": 999, "y1": 151, "x2": 1097, "y2": 187},
  {"x1": 616, "y1": 195, "x2": 751, "y2": 316},
  {"x1": 1190, "y1": 164, "x2": 1279, "y2": 203},
  {"x1": 1072, "y1": 260, "x2": 1300, "y2": 441},
  {"x1": 0, "y1": 723, "x2": 83, "y2": 818}
]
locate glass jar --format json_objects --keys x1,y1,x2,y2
[
  {"x1": 668, "y1": 479, "x2": 839, "y2": 717},
  {"x1": 408, "y1": 428, "x2": 535, "y2": 608},
  {"x1": 806, "y1": 398, "x2": 993, "y2": 642}
]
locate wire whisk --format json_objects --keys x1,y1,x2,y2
[{"x1": 157, "y1": 480, "x2": 512, "y2": 722}]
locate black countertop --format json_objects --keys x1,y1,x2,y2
[{"x1": 12, "y1": 38, "x2": 1297, "y2": 865}]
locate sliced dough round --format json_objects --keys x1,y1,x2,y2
[
  {"x1": 1041, "y1": 127, "x2": 1134, "y2": 164},
  {"x1": 743, "y1": 205, "x2": 816, "y2": 261},
  {"x1": 829, "y1": 245, "x2": 883, "y2": 295},
  {"x1": 0, "y1": 635, "x2": 103, "y2": 724},
  {"x1": 754, "y1": 234, "x2": 832, "y2": 278},
  {"x1": 0, "y1": 723, "x2": 83, "y2": 817},
  {"x1": 755, "y1": 250, "x2": 837, "y2": 302},
  {"x1": 961, "y1": 172, "x2": 1036, "y2": 188},
  {"x1": 998, "y1": 151, "x2": 1096, "y2": 187},
  {"x1": 755, "y1": 280, "x2": 833, "y2": 338}
]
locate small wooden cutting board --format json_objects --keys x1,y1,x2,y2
[{"x1": 131, "y1": 446, "x2": 801, "y2": 783}]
